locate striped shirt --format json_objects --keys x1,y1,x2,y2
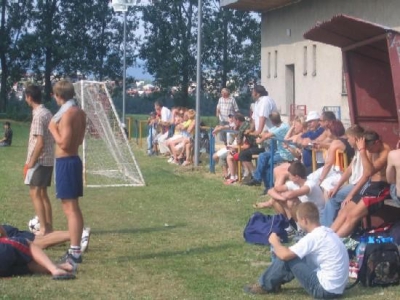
[
  {"x1": 217, "y1": 97, "x2": 239, "y2": 122},
  {"x1": 26, "y1": 105, "x2": 54, "y2": 166}
]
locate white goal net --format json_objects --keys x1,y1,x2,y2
[{"x1": 73, "y1": 80, "x2": 145, "y2": 187}]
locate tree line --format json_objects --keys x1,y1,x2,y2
[{"x1": 0, "y1": 0, "x2": 260, "y2": 113}]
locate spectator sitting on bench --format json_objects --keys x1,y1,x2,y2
[
  {"x1": 273, "y1": 116, "x2": 308, "y2": 187},
  {"x1": 224, "y1": 113, "x2": 253, "y2": 184},
  {"x1": 243, "y1": 112, "x2": 293, "y2": 192},
  {"x1": 320, "y1": 125, "x2": 365, "y2": 227},
  {"x1": 0, "y1": 121, "x2": 12, "y2": 147},
  {"x1": 312, "y1": 111, "x2": 337, "y2": 148},
  {"x1": 386, "y1": 148, "x2": 400, "y2": 207},
  {"x1": 239, "y1": 85, "x2": 278, "y2": 182},
  {"x1": 178, "y1": 109, "x2": 196, "y2": 166},
  {"x1": 330, "y1": 130, "x2": 390, "y2": 237},
  {"x1": 212, "y1": 114, "x2": 236, "y2": 179},
  {"x1": 166, "y1": 112, "x2": 184, "y2": 162},
  {"x1": 297, "y1": 111, "x2": 325, "y2": 175},
  {"x1": 254, "y1": 162, "x2": 325, "y2": 225},
  {"x1": 168, "y1": 110, "x2": 195, "y2": 164},
  {"x1": 307, "y1": 120, "x2": 355, "y2": 200}
]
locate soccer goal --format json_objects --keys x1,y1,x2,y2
[{"x1": 73, "y1": 80, "x2": 145, "y2": 187}]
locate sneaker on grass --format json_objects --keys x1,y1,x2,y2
[
  {"x1": 81, "y1": 227, "x2": 91, "y2": 253},
  {"x1": 59, "y1": 251, "x2": 82, "y2": 264}
]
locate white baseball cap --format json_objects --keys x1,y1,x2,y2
[{"x1": 305, "y1": 111, "x2": 320, "y2": 122}]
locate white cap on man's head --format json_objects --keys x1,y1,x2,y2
[{"x1": 305, "y1": 111, "x2": 320, "y2": 122}]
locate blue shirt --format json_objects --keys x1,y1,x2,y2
[
  {"x1": 301, "y1": 126, "x2": 324, "y2": 167},
  {"x1": 270, "y1": 123, "x2": 293, "y2": 161}
]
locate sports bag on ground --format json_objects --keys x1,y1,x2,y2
[{"x1": 349, "y1": 236, "x2": 400, "y2": 288}]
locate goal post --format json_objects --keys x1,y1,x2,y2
[{"x1": 74, "y1": 80, "x2": 145, "y2": 187}]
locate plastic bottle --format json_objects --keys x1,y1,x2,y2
[{"x1": 355, "y1": 236, "x2": 368, "y2": 271}]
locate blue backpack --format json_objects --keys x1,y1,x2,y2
[{"x1": 243, "y1": 212, "x2": 289, "y2": 245}]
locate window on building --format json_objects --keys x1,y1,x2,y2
[
  {"x1": 342, "y1": 63, "x2": 348, "y2": 95},
  {"x1": 303, "y1": 46, "x2": 307, "y2": 76},
  {"x1": 267, "y1": 52, "x2": 271, "y2": 78},
  {"x1": 312, "y1": 45, "x2": 317, "y2": 76},
  {"x1": 274, "y1": 50, "x2": 278, "y2": 78}
]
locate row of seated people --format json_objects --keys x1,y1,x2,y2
[
  {"x1": 253, "y1": 117, "x2": 400, "y2": 240},
  {"x1": 212, "y1": 111, "x2": 297, "y2": 186},
  {"x1": 147, "y1": 102, "x2": 197, "y2": 166}
]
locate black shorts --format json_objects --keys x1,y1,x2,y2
[
  {"x1": 238, "y1": 147, "x2": 265, "y2": 162},
  {"x1": 352, "y1": 181, "x2": 390, "y2": 213},
  {"x1": 30, "y1": 166, "x2": 53, "y2": 187}
]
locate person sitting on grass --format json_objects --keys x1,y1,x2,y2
[
  {"x1": 0, "y1": 229, "x2": 76, "y2": 280},
  {"x1": 0, "y1": 121, "x2": 13, "y2": 147},
  {"x1": 244, "y1": 202, "x2": 349, "y2": 299},
  {"x1": 254, "y1": 161, "x2": 325, "y2": 228},
  {"x1": 330, "y1": 130, "x2": 390, "y2": 237}
]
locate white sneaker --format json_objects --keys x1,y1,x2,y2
[
  {"x1": 167, "y1": 157, "x2": 175, "y2": 163},
  {"x1": 80, "y1": 227, "x2": 91, "y2": 252}
]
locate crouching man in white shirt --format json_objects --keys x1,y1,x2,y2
[{"x1": 244, "y1": 202, "x2": 348, "y2": 299}]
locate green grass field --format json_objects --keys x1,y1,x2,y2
[{"x1": 1, "y1": 121, "x2": 400, "y2": 299}]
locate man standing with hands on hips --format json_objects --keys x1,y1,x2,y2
[{"x1": 48, "y1": 80, "x2": 87, "y2": 263}]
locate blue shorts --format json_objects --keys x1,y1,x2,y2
[
  {"x1": 0, "y1": 237, "x2": 32, "y2": 277},
  {"x1": 2, "y1": 225, "x2": 35, "y2": 241},
  {"x1": 55, "y1": 156, "x2": 83, "y2": 199}
]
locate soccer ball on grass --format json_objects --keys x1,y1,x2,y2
[{"x1": 28, "y1": 216, "x2": 40, "y2": 233}]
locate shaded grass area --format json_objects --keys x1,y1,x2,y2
[{"x1": 1, "y1": 121, "x2": 400, "y2": 299}]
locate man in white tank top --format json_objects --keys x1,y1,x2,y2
[{"x1": 320, "y1": 125, "x2": 364, "y2": 227}]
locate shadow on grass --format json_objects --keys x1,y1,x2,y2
[
  {"x1": 93, "y1": 223, "x2": 186, "y2": 235},
  {"x1": 117, "y1": 242, "x2": 241, "y2": 261}
]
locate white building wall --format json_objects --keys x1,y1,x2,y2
[{"x1": 260, "y1": 0, "x2": 400, "y2": 125}]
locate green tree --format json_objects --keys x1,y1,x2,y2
[
  {"x1": 139, "y1": 0, "x2": 260, "y2": 108},
  {"x1": 202, "y1": 1, "x2": 260, "y2": 95},
  {"x1": 140, "y1": 0, "x2": 198, "y2": 107},
  {"x1": 0, "y1": 0, "x2": 33, "y2": 111}
]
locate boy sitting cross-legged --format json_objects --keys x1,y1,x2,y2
[{"x1": 254, "y1": 161, "x2": 325, "y2": 229}]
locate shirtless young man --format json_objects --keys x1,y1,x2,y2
[
  {"x1": 331, "y1": 130, "x2": 390, "y2": 237},
  {"x1": 386, "y1": 148, "x2": 400, "y2": 205},
  {"x1": 48, "y1": 80, "x2": 86, "y2": 263}
]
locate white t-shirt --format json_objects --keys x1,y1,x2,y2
[
  {"x1": 160, "y1": 106, "x2": 171, "y2": 122},
  {"x1": 285, "y1": 179, "x2": 325, "y2": 215},
  {"x1": 289, "y1": 226, "x2": 349, "y2": 294},
  {"x1": 252, "y1": 95, "x2": 277, "y2": 131}
]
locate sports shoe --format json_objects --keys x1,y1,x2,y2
[
  {"x1": 243, "y1": 179, "x2": 262, "y2": 186},
  {"x1": 59, "y1": 251, "x2": 82, "y2": 264},
  {"x1": 224, "y1": 178, "x2": 237, "y2": 185},
  {"x1": 80, "y1": 227, "x2": 91, "y2": 253},
  {"x1": 243, "y1": 284, "x2": 268, "y2": 295},
  {"x1": 284, "y1": 225, "x2": 296, "y2": 237},
  {"x1": 167, "y1": 157, "x2": 175, "y2": 163}
]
